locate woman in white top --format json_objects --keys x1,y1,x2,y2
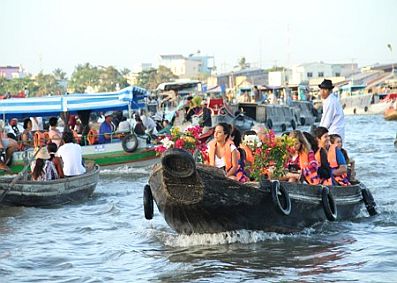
[{"x1": 207, "y1": 123, "x2": 239, "y2": 178}]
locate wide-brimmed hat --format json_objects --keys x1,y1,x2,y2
[
  {"x1": 318, "y1": 79, "x2": 334, "y2": 89},
  {"x1": 34, "y1": 147, "x2": 50, "y2": 160}
]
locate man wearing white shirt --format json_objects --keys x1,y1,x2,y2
[
  {"x1": 56, "y1": 131, "x2": 86, "y2": 177},
  {"x1": 319, "y1": 79, "x2": 346, "y2": 142}
]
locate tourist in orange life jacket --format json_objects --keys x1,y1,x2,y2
[
  {"x1": 329, "y1": 134, "x2": 356, "y2": 182},
  {"x1": 285, "y1": 130, "x2": 320, "y2": 184},
  {"x1": 303, "y1": 131, "x2": 332, "y2": 184},
  {"x1": 314, "y1": 127, "x2": 350, "y2": 186},
  {"x1": 207, "y1": 123, "x2": 246, "y2": 182},
  {"x1": 240, "y1": 130, "x2": 256, "y2": 168}
]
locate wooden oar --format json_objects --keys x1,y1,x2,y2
[{"x1": 0, "y1": 147, "x2": 42, "y2": 203}]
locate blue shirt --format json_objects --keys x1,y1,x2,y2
[
  {"x1": 98, "y1": 122, "x2": 113, "y2": 144},
  {"x1": 335, "y1": 147, "x2": 346, "y2": 165}
]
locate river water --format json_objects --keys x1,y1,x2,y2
[{"x1": 1, "y1": 115, "x2": 396, "y2": 282}]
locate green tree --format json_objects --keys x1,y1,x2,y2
[
  {"x1": 69, "y1": 63, "x2": 100, "y2": 93},
  {"x1": 53, "y1": 68, "x2": 67, "y2": 81},
  {"x1": 35, "y1": 72, "x2": 64, "y2": 96},
  {"x1": 238, "y1": 57, "x2": 250, "y2": 69},
  {"x1": 97, "y1": 66, "x2": 128, "y2": 92},
  {"x1": 136, "y1": 65, "x2": 178, "y2": 90}
]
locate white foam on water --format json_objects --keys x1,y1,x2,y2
[
  {"x1": 157, "y1": 230, "x2": 289, "y2": 247},
  {"x1": 100, "y1": 165, "x2": 152, "y2": 175}
]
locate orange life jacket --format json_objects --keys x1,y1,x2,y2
[
  {"x1": 299, "y1": 150, "x2": 320, "y2": 185},
  {"x1": 327, "y1": 144, "x2": 350, "y2": 186},
  {"x1": 240, "y1": 144, "x2": 254, "y2": 165},
  {"x1": 315, "y1": 150, "x2": 332, "y2": 186},
  {"x1": 208, "y1": 139, "x2": 246, "y2": 181},
  {"x1": 33, "y1": 131, "x2": 49, "y2": 148}
]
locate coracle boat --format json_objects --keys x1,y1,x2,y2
[
  {"x1": 0, "y1": 164, "x2": 100, "y2": 207},
  {"x1": 144, "y1": 149, "x2": 377, "y2": 235}
]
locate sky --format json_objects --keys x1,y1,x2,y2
[{"x1": 1, "y1": 0, "x2": 396, "y2": 76}]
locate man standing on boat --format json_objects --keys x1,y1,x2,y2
[{"x1": 319, "y1": 79, "x2": 346, "y2": 142}]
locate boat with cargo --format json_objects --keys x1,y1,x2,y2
[{"x1": 144, "y1": 148, "x2": 377, "y2": 235}]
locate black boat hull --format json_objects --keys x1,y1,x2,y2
[{"x1": 148, "y1": 149, "x2": 371, "y2": 235}]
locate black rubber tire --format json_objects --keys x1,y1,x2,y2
[
  {"x1": 321, "y1": 186, "x2": 337, "y2": 221},
  {"x1": 300, "y1": 117, "x2": 306, "y2": 126},
  {"x1": 161, "y1": 148, "x2": 196, "y2": 178},
  {"x1": 143, "y1": 184, "x2": 154, "y2": 220},
  {"x1": 267, "y1": 119, "x2": 273, "y2": 129},
  {"x1": 122, "y1": 133, "x2": 139, "y2": 153},
  {"x1": 271, "y1": 180, "x2": 291, "y2": 216},
  {"x1": 291, "y1": 119, "x2": 297, "y2": 130},
  {"x1": 361, "y1": 188, "x2": 378, "y2": 216}
]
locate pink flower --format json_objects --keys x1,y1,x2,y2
[{"x1": 175, "y1": 138, "x2": 185, "y2": 148}]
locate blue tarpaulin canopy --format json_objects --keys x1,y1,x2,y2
[{"x1": 0, "y1": 86, "x2": 147, "y2": 119}]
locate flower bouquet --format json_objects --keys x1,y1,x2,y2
[
  {"x1": 155, "y1": 125, "x2": 208, "y2": 161},
  {"x1": 242, "y1": 129, "x2": 295, "y2": 181}
]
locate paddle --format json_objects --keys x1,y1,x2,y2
[{"x1": 0, "y1": 146, "x2": 42, "y2": 203}]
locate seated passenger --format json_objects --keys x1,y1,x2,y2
[
  {"x1": 134, "y1": 116, "x2": 146, "y2": 135},
  {"x1": 207, "y1": 123, "x2": 246, "y2": 182},
  {"x1": 330, "y1": 134, "x2": 356, "y2": 182},
  {"x1": 98, "y1": 112, "x2": 115, "y2": 144},
  {"x1": 21, "y1": 118, "x2": 34, "y2": 149},
  {"x1": 116, "y1": 116, "x2": 131, "y2": 134},
  {"x1": 286, "y1": 130, "x2": 319, "y2": 184},
  {"x1": 56, "y1": 131, "x2": 86, "y2": 177},
  {"x1": 47, "y1": 142, "x2": 65, "y2": 178},
  {"x1": 157, "y1": 120, "x2": 172, "y2": 135},
  {"x1": 240, "y1": 130, "x2": 257, "y2": 168},
  {"x1": 48, "y1": 117, "x2": 63, "y2": 148},
  {"x1": 0, "y1": 122, "x2": 18, "y2": 172},
  {"x1": 303, "y1": 131, "x2": 332, "y2": 184},
  {"x1": 314, "y1": 127, "x2": 350, "y2": 186},
  {"x1": 31, "y1": 147, "x2": 59, "y2": 181}
]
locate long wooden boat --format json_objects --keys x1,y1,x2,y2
[
  {"x1": 6, "y1": 136, "x2": 157, "y2": 174},
  {"x1": 145, "y1": 148, "x2": 377, "y2": 235},
  {"x1": 0, "y1": 165, "x2": 100, "y2": 207},
  {"x1": 0, "y1": 86, "x2": 158, "y2": 174}
]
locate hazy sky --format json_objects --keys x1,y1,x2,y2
[{"x1": 1, "y1": 0, "x2": 396, "y2": 76}]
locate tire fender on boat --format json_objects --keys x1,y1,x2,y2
[
  {"x1": 361, "y1": 187, "x2": 378, "y2": 216},
  {"x1": 321, "y1": 186, "x2": 337, "y2": 221},
  {"x1": 122, "y1": 133, "x2": 139, "y2": 153},
  {"x1": 161, "y1": 148, "x2": 196, "y2": 178},
  {"x1": 271, "y1": 180, "x2": 291, "y2": 216},
  {"x1": 143, "y1": 184, "x2": 154, "y2": 220}
]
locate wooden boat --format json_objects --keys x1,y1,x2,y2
[
  {"x1": 0, "y1": 164, "x2": 100, "y2": 206},
  {"x1": 144, "y1": 148, "x2": 377, "y2": 235}
]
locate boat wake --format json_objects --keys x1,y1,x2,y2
[
  {"x1": 100, "y1": 165, "x2": 153, "y2": 175},
  {"x1": 151, "y1": 228, "x2": 316, "y2": 247}
]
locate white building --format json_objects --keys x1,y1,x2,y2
[
  {"x1": 289, "y1": 62, "x2": 342, "y2": 85},
  {"x1": 268, "y1": 69, "x2": 293, "y2": 87},
  {"x1": 159, "y1": 54, "x2": 214, "y2": 79}
]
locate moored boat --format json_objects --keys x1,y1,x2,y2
[
  {"x1": 0, "y1": 164, "x2": 100, "y2": 206},
  {"x1": 144, "y1": 148, "x2": 377, "y2": 235}
]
